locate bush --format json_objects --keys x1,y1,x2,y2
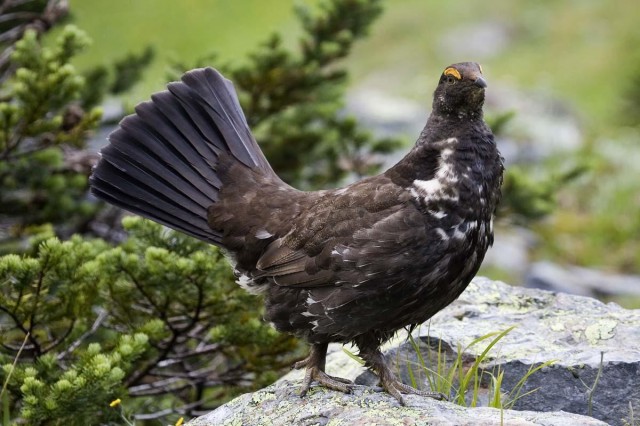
[
  {"x1": 0, "y1": 26, "x2": 102, "y2": 245},
  {"x1": 0, "y1": 217, "x2": 300, "y2": 424}
]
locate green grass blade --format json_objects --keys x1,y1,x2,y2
[
  {"x1": 458, "y1": 326, "x2": 515, "y2": 405},
  {"x1": 342, "y1": 346, "x2": 365, "y2": 365},
  {"x1": 504, "y1": 359, "x2": 556, "y2": 409},
  {"x1": 406, "y1": 358, "x2": 418, "y2": 389},
  {"x1": 408, "y1": 334, "x2": 430, "y2": 390},
  {"x1": 2, "y1": 391, "x2": 9, "y2": 426},
  {"x1": 488, "y1": 370, "x2": 504, "y2": 409},
  {"x1": 418, "y1": 324, "x2": 442, "y2": 394},
  {"x1": 587, "y1": 352, "x2": 604, "y2": 417}
]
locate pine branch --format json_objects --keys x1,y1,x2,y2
[
  {"x1": 41, "y1": 318, "x2": 75, "y2": 353},
  {"x1": 56, "y1": 309, "x2": 108, "y2": 360},
  {"x1": 0, "y1": 0, "x2": 68, "y2": 77}
]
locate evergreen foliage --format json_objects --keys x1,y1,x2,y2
[
  {"x1": 622, "y1": 60, "x2": 640, "y2": 127},
  {"x1": 0, "y1": 0, "x2": 69, "y2": 80},
  {"x1": 81, "y1": 46, "x2": 156, "y2": 110},
  {"x1": 500, "y1": 165, "x2": 586, "y2": 224},
  {"x1": 0, "y1": 217, "x2": 299, "y2": 424},
  {"x1": 168, "y1": 0, "x2": 402, "y2": 189},
  {"x1": 485, "y1": 111, "x2": 587, "y2": 224},
  {"x1": 0, "y1": 25, "x2": 102, "y2": 247}
]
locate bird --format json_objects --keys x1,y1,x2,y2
[{"x1": 89, "y1": 61, "x2": 504, "y2": 405}]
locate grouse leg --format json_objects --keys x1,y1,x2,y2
[
  {"x1": 357, "y1": 339, "x2": 447, "y2": 405},
  {"x1": 294, "y1": 342, "x2": 354, "y2": 397}
]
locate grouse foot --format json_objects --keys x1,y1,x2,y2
[
  {"x1": 377, "y1": 371, "x2": 448, "y2": 405},
  {"x1": 295, "y1": 343, "x2": 354, "y2": 397},
  {"x1": 359, "y1": 343, "x2": 447, "y2": 405}
]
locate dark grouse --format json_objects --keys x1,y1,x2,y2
[{"x1": 90, "y1": 62, "x2": 504, "y2": 404}]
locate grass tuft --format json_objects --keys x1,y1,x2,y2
[{"x1": 405, "y1": 326, "x2": 556, "y2": 409}]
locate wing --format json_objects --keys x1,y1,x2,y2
[
  {"x1": 253, "y1": 175, "x2": 443, "y2": 288},
  {"x1": 251, "y1": 134, "x2": 460, "y2": 288},
  {"x1": 255, "y1": 241, "x2": 334, "y2": 287}
]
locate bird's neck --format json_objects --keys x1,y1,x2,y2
[
  {"x1": 385, "y1": 111, "x2": 496, "y2": 189},
  {"x1": 420, "y1": 111, "x2": 485, "y2": 144}
]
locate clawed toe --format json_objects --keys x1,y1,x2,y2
[
  {"x1": 300, "y1": 367, "x2": 354, "y2": 397},
  {"x1": 296, "y1": 343, "x2": 354, "y2": 397},
  {"x1": 295, "y1": 343, "x2": 446, "y2": 404},
  {"x1": 356, "y1": 342, "x2": 448, "y2": 405},
  {"x1": 390, "y1": 380, "x2": 448, "y2": 401},
  {"x1": 292, "y1": 357, "x2": 310, "y2": 370},
  {"x1": 329, "y1": 375, "x2": 354, "y2": 384},
  {"x1": 376, "y1": 377, "x2": 447, "y2": 405}
]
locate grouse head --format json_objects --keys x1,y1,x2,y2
[{"x1": 432, "y1": 62, "x2": 486, "y2": 118}]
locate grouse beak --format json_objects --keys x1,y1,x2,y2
[{"x1": 473, "y1": 76, "x2": 487, "y2": 88}]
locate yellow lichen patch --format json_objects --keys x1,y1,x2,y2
[
  {"x1": 584, "y1": 319, "x2": 618, "y2": 345},
  {"x1": 444, "y1": 67, "x2": 462, "y2": 80}
]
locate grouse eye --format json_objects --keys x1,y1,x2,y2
[{"x1": 443, "y1": 67, "x2": 462, "y2": 85}]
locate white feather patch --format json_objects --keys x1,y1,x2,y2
[
  {"x1": 453, "y1": 226, "x2": 467, "y2": 240},
  {"x1": 414, "y1": 178, "x2": 443, "y2": 194},
  {"x1": 235, "y1": 273, "x2": 268, "y2": 295},
  {"x1": 255, "y1": 229, "x2": 273, "y2": 239},
  {"x1": 435, "y1": 228, "x2": 449, "y2": 241},
  {"x1": 409, "y1": 141, "x2": 461, "y2": 203}
]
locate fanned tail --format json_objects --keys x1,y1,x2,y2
[{"x1": 90, "y1": 67, "x2": 272, "y2": 245}]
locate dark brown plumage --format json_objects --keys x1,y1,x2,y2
[{"x1": 90, "y1": 62, "x2": 503, "y2": 404}]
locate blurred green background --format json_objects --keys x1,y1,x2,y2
[
  {"x1": 69, "y1": 0, "x2": 639, "y2": 130},
  {"x1": 67, "y1": 0, "x2": 640, "y2": 304}
]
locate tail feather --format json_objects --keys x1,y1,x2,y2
[
  {"x1": 90, "y1": 67, "x2": 272, "y2": 245},
  {"x1": 100, "y1": 142, "x2": 213, "y2": 211},
  {"x1": 135, "y1": 97, "x2": 223, "y2": 186},
  {"x1": 166, "y1": 83, "x2": 232, "y2": 161},
  {"x1": 150, "y1": 90, "x2": 224, "y2": 158},
  {"x1": 178, "y1": 68, "x2": 271, "y2": 171},
  {"x1": 115, "y1": 113, "x2": 223, "y2": 197},
  {"x1": 91, "y1": 165, "x2": 218, "y2": 243},
  {"x1": 168, "y1": 80, "x2": 260, "y2": 170}
]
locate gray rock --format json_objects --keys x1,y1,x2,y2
[
  {"x1": 485, "y1": 86, "x2": 583, "y2": 164},
  {"x1": 424, "y1": 278, "x2": 640, "y2": 425},
  {"x1": 188, "y1": 380, "x2": 607, "y2": 426},
  {"x1": 345, "y1": 89, "x2": 427, "y2": 139},
  {"x1": 482, "y1": 227, "x2": 536, "y2": 278},
  {"x1": 189, "y1": 278, "x2": 640, "y2": 425},
  {"x1": 526, "y1": 260, "x2": 640, "y2": 298}
]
